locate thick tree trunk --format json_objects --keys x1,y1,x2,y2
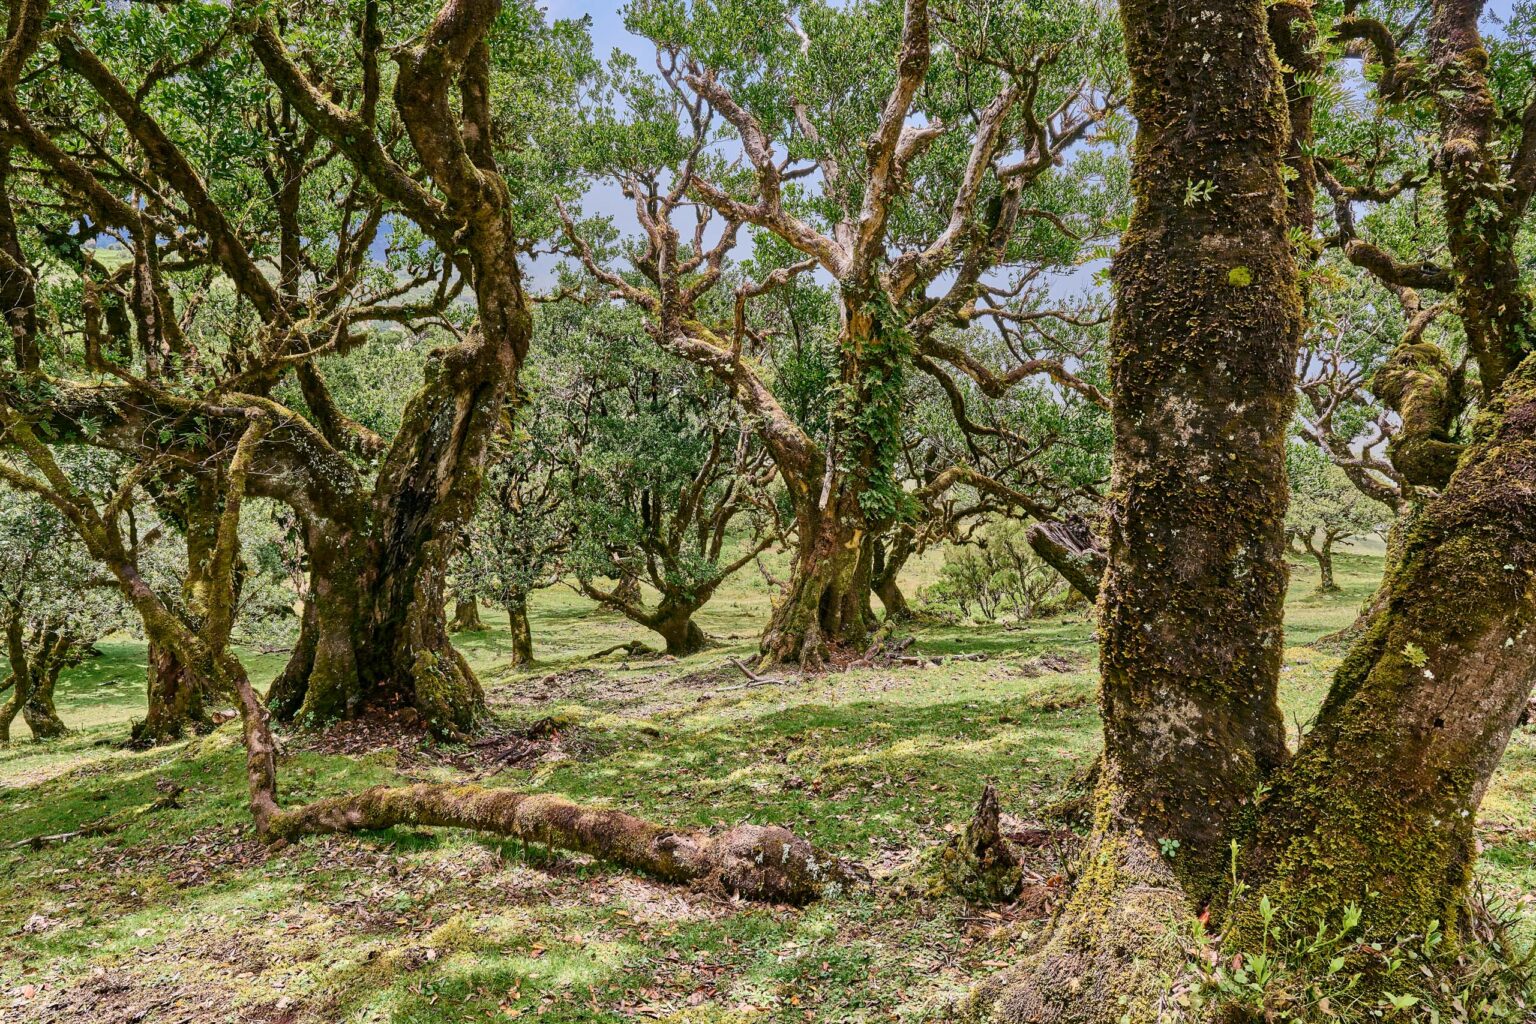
[
  {"x1": 655, "y1": 610, "x2": 708, "y2": 658},
  {"x1": 760, "y1": 491, "x2": 874, "y2": 669},
  {"x1": 1093, "y1": 0, "x2": 1299, "y2": 885},
  {"x1": 1242, "y1": 355, "x2": 1536, "y2": 941},
  {"x1": 449, "y1": 595, "x2": 485, "y2": 632},
  {"x1": 275, "y1": 511, "x2": 485, "y2": 738},
  {"x1": 506, "y1": 595, "x2": 533, "y2": 667},
  {"x1": 965, "y1": 0, "x2": 1301, "y2": 1014},
  {"x1": 20, "y1": 656, "x2": 65, "y2": 740},
  {"x1": 132, "y1": 637, "x2": 215, "y2": 746}
]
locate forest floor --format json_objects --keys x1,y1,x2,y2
[{"x1": 4, "y1": 550, "x2": 1536, "y2": 1023}]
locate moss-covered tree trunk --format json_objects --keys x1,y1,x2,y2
[
  {"x1": 963, "y1": 0, "x2": 1302, "y2": 1015},
  {"x1": 133, "y1": 638, "x2": 215, "y2": 745},
  {"x1": 654, "y1": 606, "x2": 708, "y2": 658},
  {"x1": 761, "y1": 490, "x2": 873, "y2": 669},
  {"x1": 133, "y1": 476, "x2": 225, "y2": 746},
  {"x1": 19, "y1": 648, "x2": 65, "y2": 740},
  {"x1": 870, "y1": 530, "x2": 913, "y2": 621},
  {"x1": 1301, "y1": 530, "x2": 1339, "y2": 593},
  {"x1": 761, "y1": 288, "x2": 901, "y2": 668},
  {"x1": 1241, "y1": 364, "x2": 1536, "y2": 943},
  {"x1": 1093, "y1": 0, "x2": 1300, "y2": 884},
  {"x1": 269, "y1": 470, "x2": 490, "y2": 738}
]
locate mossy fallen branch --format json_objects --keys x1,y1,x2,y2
[{"x1": 265, "y1": 783, "x2": 861, "y2": 904}]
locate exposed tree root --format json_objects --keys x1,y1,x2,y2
[
  {"x1": 16, "y1": 780, "x2": 183, "y2": 850},
  {"x1": 264, "y1": 783, "x2": 861, "y2": 904},
  {"x1": 957, "y1": 826, "x2": 1194, "y2": 1023},
  {"x1": 585, "y1": 640, "x2": 659, "y2": 662}
]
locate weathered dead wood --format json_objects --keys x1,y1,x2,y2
[{"x1": 265, "y1": 783, "x2": 861, "y2": 904}]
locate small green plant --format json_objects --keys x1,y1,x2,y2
[
  {"x1": 1184, "y1": 178, "x2": 1217, "y2": 205},
  {"x1": 1186, "y1": 891, "x2": 1536, "y2": 1022},
  {"x1": 1159, "y1": 837, "x2": 1181, "y2": 859}
]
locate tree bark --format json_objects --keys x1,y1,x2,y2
[
  {"x1": 1094, "y1": 0, "x2": 1299, "y2": 884},
  {"x1": 271, "y1": 503, "x2": 487, "y2": 738},
  {"x1": 19, "y1": 652, "x2": 65, "y2": 740},
  {"x1": 1301, "y1": 530, "x2": 1340, "y2": 594},
  {"x1": 761, "y1": 490, "x2": 874, "y2": 669},
  {"x1": 655, "y1": 611, "x2": 708, "y2": 658},
  {"x1": 870, "y1": 531, "x2": 913, "y2": 621},
  {"x1": 963, "y1": 0, "x2": 1302, "y2": 1013},
  {"x1": 506, "y1": 594, "x2": 533, "y2": 667},
  {"x1": 1025, "y1": 515, "x2": 1107, "y2": 602},
  {"x1": 262, "y1": 782, "x2": 858, "y2": 904},
  {"x1": 1316, "y1": 537, "x2": 1336, "y2": 593},
  {"x1": 131, "y1": 637, "x2": 215, "y2": 746},
  {"x1": 0, "y1": 611, "x2": 27, "y2": 743},
  {"x1": 133, "y1": 473, "x2": 229, "y2": 746}
]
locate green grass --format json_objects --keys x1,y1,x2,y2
[{"x1": 1, "y1": 546, "x2": 1532, "y2": 1022}]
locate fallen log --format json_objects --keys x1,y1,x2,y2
[{"x1": 265, "y1": 784, "x2": 860, "y2": 904}]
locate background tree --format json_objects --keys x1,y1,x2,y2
[
  {"x1": 0, "y1": 484, "x2": 122, "y2": 741},
  {"x1": 1286, "y1": 443, "x2": 1391, "y2": 593},
  {"x1": 560, "y1": 309, "x2": 783, "y2": 657},
  {"x1": 564, "y1": 0, "x2": 1125, "y2": 666},
  {"x1": 0, "y1": 0, "x2": 592, "y2": 737}
]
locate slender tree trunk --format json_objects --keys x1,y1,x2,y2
[
  {"x1": 266, "y1": 596, "x2": 317, "y2": 721},
  {"x1": 505, "y1": 594, "x2": 533, "y2": 667},
  {"x1": 1316, "y1": 536, "x2": 1337, "y2": 593},
  {"x1": 0, "y1": 612, "x2": 26, "y2": 743},
  {"x1": 871, "y1": 532, "x2": 913, "y2": 621},
  {"x1": 450, "y1": 594, "x2": 484, "y2": 632}
]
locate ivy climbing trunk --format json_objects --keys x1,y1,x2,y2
[{"x1": 760, "y1": 287, "x2": 904, "y2": 668}]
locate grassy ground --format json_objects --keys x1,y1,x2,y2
[{"x1": 2, "y1": 549, "x2": 1533, "y2": 1023}]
